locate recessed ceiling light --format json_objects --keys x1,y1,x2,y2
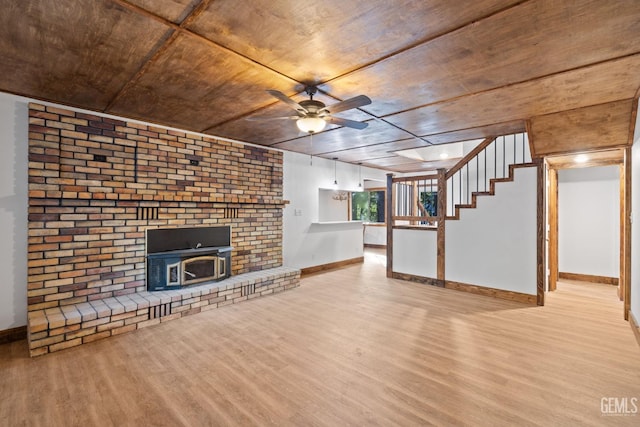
[
  {"x1": 439, "y1": 152, "x2": 449, "y2": 159},
  {"x1": 575, "y1": 154, "x2": 588, "y2": 163}
]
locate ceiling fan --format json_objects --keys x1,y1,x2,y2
[{"x1": 249, "y1": 86, "x2": 372, "y2": 134}]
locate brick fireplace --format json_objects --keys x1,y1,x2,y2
[{"x1": 26, "y1": 103, "x2": 297, "y2": 356}]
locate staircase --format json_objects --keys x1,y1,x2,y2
[
  {"x1": 445, "y1": 133, "x2": 533, "y2": 219},
  {"x1": 388, "y1": 132, "x2": 534, "y2": 226},
  {"x1": 386, "y1": 132, "x2": 540, "y2": 303}
]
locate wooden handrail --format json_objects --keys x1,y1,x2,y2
[
  {"x1": 444, "y1": 136, "x2": 495, "y2": 180},
  {"x1": 393, "y1": 215, "x2": 438, "y2": 222},
  {"x1": 391, "y1": 174, "x2": 439, "y2": 183}
]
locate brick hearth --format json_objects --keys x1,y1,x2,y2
[
  {"x1": 28, "y1": 267, "x2": 300, "y2": 355},
  {"x1": 27, "y1": 103, "x2": 296, "y2": 356}
]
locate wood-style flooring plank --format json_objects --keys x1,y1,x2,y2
[{"x1": 1, "y1": 250, "x2": 639, "y2": 426}]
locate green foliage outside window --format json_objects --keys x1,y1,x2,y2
[
  {"x1": 351, "y1": 190, "x2": 385, "y2": 223},
  {"x1": 420, "y1": 191, "x2": 437, "y2": 217}
]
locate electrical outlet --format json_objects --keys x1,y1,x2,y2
[{"x1": 294, "y1": 209, "x2": 302, "y2": 216}]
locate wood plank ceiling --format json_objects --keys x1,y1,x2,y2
[{"x1": 1, "y1": 0, "x2": 639, "y2": 172}]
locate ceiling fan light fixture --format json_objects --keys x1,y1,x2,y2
[
  {"x1": 296, "y1": 116, "x2": 326, "y2": 134},
  {"x1": 263, "y1": 88, "x2": 369, "y2": 133}
]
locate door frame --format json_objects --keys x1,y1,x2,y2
[{"x1": 546, "y1": 149, "x2": 630, "y2": 319}]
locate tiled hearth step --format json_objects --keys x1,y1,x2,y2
[{"x1": 28, "y1": 266, "x2": 300, "y2": 356}]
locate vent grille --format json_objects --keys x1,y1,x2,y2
[
  {"x1": 224, "y1": 208, "x2": 239, "y2": 219},
  {"x1": 241, "y1": 284, "x2": 255, "y2": 297},
  {"x1": 137, "y1": 207, "x2": 159, "y2": 220},
  {"x1": 150, "y1": 303, "x2": 172, "y2": 319}
]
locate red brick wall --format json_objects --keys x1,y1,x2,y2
[{"x1": 27, "y1": 103, "x2": 284, "y2": 312}]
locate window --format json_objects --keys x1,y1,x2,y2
[
  {"x1": 351, "y1": 190, "x2": 385, "y2": 223},
  {"x1": 420, "y1": 191, "x2": 437, "y2": 217}
]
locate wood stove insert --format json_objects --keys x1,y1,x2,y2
[{"x1": 146, "y1": 226, "x2": 232, "y2": 291}]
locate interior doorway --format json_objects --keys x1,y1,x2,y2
[{"x1": 546, "y1": 148, "x2": 631, "y2": 319}]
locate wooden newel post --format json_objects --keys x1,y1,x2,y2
[
  {"x1": 386, "y1": 173, "x2": 394, "y2": 278},
  {"x1": 436, "y1": 168, "x2": 446, "y2": 286}
]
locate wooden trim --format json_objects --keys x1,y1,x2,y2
[
  {"x1": 363, "y1": 223, "x2": 386, "y2": 227},
  {"x1": 558, "y1": 272, "x2": 619, "y2": 286},
  {"x1": 0, "y1": 325, "x2": 27, "y2": 345},
  {"x1": 392, "y1": 225, "x2": 437, "y2": 231},
  {"x1": 628, "y1": 97, "x2": 639, "y2": 144},
  {"x1": 392, "y1": 272, "x2": 443, "y2": 287},
  {"x1": 546, "y1": 157, "x2": 623, "y2": 170},
  {"x1": 386, "y1": 173, "x2": 394, "y2": 278},
  {"x1": 436, "y1": 168, "x2": 446, "y2": 282},
  {"x1": 536, "y1": 159, "x2": 545, "y2": 306},
  {"x1": 619, "y1": 162, "x2": 625, "y2": 301},
  {"x1": 444, "y1": 280, "x2": 537, "y2": 305},
  {"x1": 364, "y1": 244, "x2": 386, "y2": 249},
  {"x1": 630, "y1": 311, "x2": 640, "y2": 349},
  {"x1": 525, "y1": 119, "x2": 537, "y2": 158},
  {"x1": 548, "y1": 167, "x2": 558, "y2": 291},
  {"x1": 300, "y1": 257, "x2": 364, "y2": 277},
  {"x1": 546, "y1": 148, "x2": 625, "y2": 170},
  {"x1": 445, "y1": 137, "x2": 494, "y2": 179},
  {"x1": 623, "y1": 146, "x2": 632, "y2": 320},
  {"x1": 391, "y1": 174, "x2": 439, "y2": 183}
]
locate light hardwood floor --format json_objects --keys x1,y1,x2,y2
[{"x1": 2, "y1": 249, "x2": 639, "y2": 426}]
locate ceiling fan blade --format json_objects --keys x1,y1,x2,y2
[
  {"x1": 246, "y1": 115, "x2": 299, "y2": 121},
  {"x1": 327, "y1": 117, "x2": 369, "y2": 130},
  {"x1": 321, "y1": 94, "x2": 371, "y2": 114},
  {"x1": 266, "y1": 90, "x2": 308, "y2": 113}
]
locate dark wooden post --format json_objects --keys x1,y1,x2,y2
[
  {"x1": 386, "y1": 173, "x2": 394, "y2": 278},
  {"x1": 536, "y1": 159, "x2": 545, "y2": 306},
  {"x1": 436, "y1": 168, "x2": 446, "y2": 286}
]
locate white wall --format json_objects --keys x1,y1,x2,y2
[
  {"x1": 631, "y1": 109, "x2": 640, "y2": 323},
  {"x1": 393, "y1": 229, "x2": 437, "y2": 278},
  {"x1": 283, "y1": 151, "x2": 387, "y2": 269},
  {"x1": 446, "y1": 166, "x2": 538, "y2": 294},
  {"x1": 0, "y1": 93, "x2": 28, "y2": 329},
  {"x1": 318, "y1": 189, "x2": 349, "y2": 222},
  {"x1": 364, "y1": 225, "x2": 386, "y2": 246},
  {"x1": 558, "y1": 166, "x2": 619, "y2": 278}
]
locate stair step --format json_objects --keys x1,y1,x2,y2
[
  {"x1": 492, "y1": 177, "x2": 513, "y2": 184},
  {"x1": 440, "y1": 135, "x2": 539, "y2": 223}
]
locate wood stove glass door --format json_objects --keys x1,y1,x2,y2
[{"x1": 181, "y1": 256, "x2": 217, "y2": 286}]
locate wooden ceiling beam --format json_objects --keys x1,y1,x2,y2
[
  {"x1": 529, "y1": 99, "x2": 634, "y2": 157},
  {"x1": 546, "y1": 148, "x2": 625, "y2": 170}
]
